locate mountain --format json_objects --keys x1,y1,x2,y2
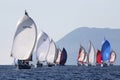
[{"x1": 56, "y1": 27, "x2": 120, "y2": 65}]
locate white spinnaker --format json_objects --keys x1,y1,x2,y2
[
  {"x1": 83, "y1": 53, "x2": 87, "y2": 63},
  {"x1": 11, "y1": 14, "x2": 37, "y2": 60},
  {"x1": 56, "y1": 48, "x2": 61, "y2": 64},
  {"x1": 46, "y1": 40, "x2": 58, "y2": 64},
  {"x1": 78, "y1": 45, "x2": 85, "y2": 62},
  {"x1": 109, "y1": 50, "x2": 116, "y2": 63},
  {"x1": 36, "y1": 31, "x2": 50, "y2": 62},
  {"x1": 88, "y1": 41, "x2": 95, "y2": 65}
]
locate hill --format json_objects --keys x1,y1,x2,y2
[{"x1": 56, "y1": 27, "x2": 120, "y2": 65}]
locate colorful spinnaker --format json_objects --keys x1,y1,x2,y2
[
  {"x1": 101, "y1": 39, "x2": 111, "y2": 66},
  {"x1": 96, "y1": 49, "x2": 102, "y2": 65},
  {"x1": 77, "y1": 45, "x2": 85, "y2": 66},
  {"x1": 83, "y1": 52, "x2": 88, "y2": 66},
  {"x1": 59, "y1": 48, "x2": 67, "y2": 65},
  {"x1": 109, "y1": 50, "x2": 116, "y2": 65}
]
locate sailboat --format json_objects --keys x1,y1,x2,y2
[
  {"x1": 96, "y1": 49, "x2": 102, "y2": 66},
  {"x1": 46, "y1": 39, "x2": 58, "y2": 67},
  {"x1": 77, "y1": 45, "x2": 86, "y2": 66},
  {"x1": 56, "y1": 48, "x2": 62, "y2": 65},
  {"x1": 82, "y1": 52, "x2": 88, "y2": 66},
  {"x1": 59, "y1": 48, "x2": 67, "y2": 66},
  {"x1": 36, "y1": 31, "x2": 50, "y2": 67},
  {"x1": 88, "y1": 41, "x2": 95, "y2": 66},
  {"x1": 101, "y1": 39, "x2": 111, "y2": 67},
  {"x1": 11, "y1": 11, "x2": 37, "y2": 69},
  {"x1": 109, "y1": 50, "x2": 116, "y2": 66}
]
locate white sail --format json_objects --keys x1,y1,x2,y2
[
  {"x1": 88, "y1": 41, "x2": 95, "y2": 65},
  {"x1": 36, "y1": 31, "x2": 50, "y2": 62},
  {"x1": 83, "y1": 52, "x2": 88, "y2": 66},
  {"x1": 11, "y1": 12, "x2": 37, "y2": 60},
  {"x1": 56, "y1": 48, "x2": 61, "y2": 64},
  {"x1": 83, "y1": 53, "x2": 88, "y2": 63},
  {"x1": 78, "y1": 45, "x2": 85, "y2": 62},
  {"x1": 46, "y1": 40, "x2": 58, "y2": 65},
  {"x1": 109, "y1": 50, "x2": 116, "y2": 64}
]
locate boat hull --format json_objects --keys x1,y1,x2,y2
[
  {"x1": 96, "y1": 64, "x2": 102, "y2": 67},
  {"x1": 17, "y1": 60, "x2": 31, "y2": 69},
  {"x1": 88, "y1": 64, "x2": 93, "y2": 66},
  {"x1": 47, "y1": 63, "x2": 55, "y2": 67},
  {"x1": 77, "y1": 62, "x2": 83, "y2": 66},
  {"x1": 101, "y1": 63, "x2": 109, "y2": 67},
  {"x1": 37, "y1": 63, "x2": 43, "y2": 67},
  {"x1": 18, "y1": 64, "x2": 31, "y2": 69}
]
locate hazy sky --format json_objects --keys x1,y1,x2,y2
[{"x1": 1, "y1": 0, "x2": 120, "y2": 65}]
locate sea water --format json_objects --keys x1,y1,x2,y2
[{"x1": 0, "y1": 65, "x2": 120, "y2": 80}]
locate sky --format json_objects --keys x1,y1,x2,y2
[{"x1": 1, "y1": 0, "x2": 120, "y2": 65}]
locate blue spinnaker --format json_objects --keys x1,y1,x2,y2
[{"x1": 101, "y1": 40, "x2": 111, "y2": 62}]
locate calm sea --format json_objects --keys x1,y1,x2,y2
[{"x1": 0, "y1": 65, "x2": 120, "y2": 80}]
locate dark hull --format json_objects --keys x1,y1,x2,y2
[
  {"x1": 47, "y1": 63, "x2": 55, "y2": 67},
  {"x1": 48, "y1": 65, "x2": 53, "y2": 67},
  {"x1": 56, "y1": 64, "x2": 65, "y2": 66},
  {"x1": 96, "y1": 64, "x2": 102, "y2": 67},
  {"x1": 18, "y1": 64, "x2": 31, "y2": 69},
  {"x1": 109, "y1": 64, "x2": 113, "y2": 66},
  {"x1": 88, "y1": 64, "x2": 95, "y2": 67},
  {"x1": 103, "y1": 63, "x2": 108, "y2": 67},
  {"x1": 77, "y1": 63, "x2": 82, "y2": 66},
  {"x1": 88, "y1": 64, "x2": 92, "y2": 66},
  {"x1": 59, "y1": 63, "x2": 65, "y2": 66},
  {"x1": 77, "y1": 62, "x2": 83, "y2": 66},
  {"x1": 37, "y1": 63, "x2": 43, "y2": 67},
  {"x1": 17, "y1": 60, "x2": 31, "y2": 69}
]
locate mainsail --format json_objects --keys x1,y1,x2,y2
[
  {"x1": 11, "y1": 11, "x2": 37, "y2": 60},
  {"x1": 46, "y1": 40, "x2": 58, "y2": 66},
  {"x1": 36, "y1": 31, "x2": 50, "y2": 63},
  {"x1": 88, "y1": 41, "x2": 95, "y2": 65}
]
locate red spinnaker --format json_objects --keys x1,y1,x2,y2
[{"x1": 96, "y1": 50, "x2": 101, "y2": 64}]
